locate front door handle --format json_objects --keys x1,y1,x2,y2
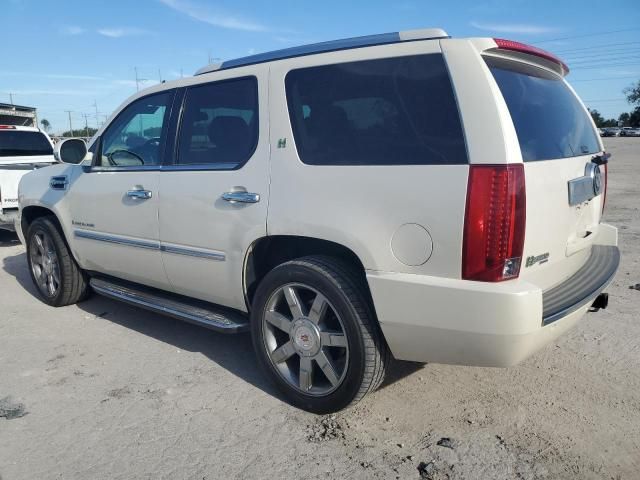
[
  {"x1": 221, "y1": 191, "x2": 260, "y2": 203},
  {"x1": 126, "y1": 189, "x2": 152, "y2": 200}
]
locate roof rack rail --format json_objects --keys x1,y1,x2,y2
[{"x1": 195, "y1": 28, "x2": 449, "y2": 76}]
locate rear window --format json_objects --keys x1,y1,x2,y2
[
  {"x1": 0, "y1": 131, "x2": 53, "y2": 157},
  {"x1": 485, "y1": 57, "x2": 600, "y2": 161},
  {"x1": 285, "y1": 54, "x2": 468, "y2": 166}
]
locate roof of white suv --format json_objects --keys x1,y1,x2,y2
[{"x1": 195, "y1": 28, "x2": 450, "y2": 75}]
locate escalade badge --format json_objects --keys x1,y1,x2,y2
[{"x1": 525, "y1": 253, "x2": 550, "y2": 268}]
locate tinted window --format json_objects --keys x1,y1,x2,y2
[
  {"x1": 285, "y1": 54, "x2": 467, "y2": 166},
  {"x1": 99, "y1": 91, "x2": 173, "y2": 167},
  {"x1": 177, "y1": 77, "x2": 258, "y2": 168},
  {"x1": 0, "y1": 131, "x2": 52, "y2": 157},
  {"x1": 486, "y1": 57, "x2": 600, "y2": 161}
]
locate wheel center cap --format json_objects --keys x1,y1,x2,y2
[{"x1": 291, "y1": 319, "x2": 321, "y2": 357}]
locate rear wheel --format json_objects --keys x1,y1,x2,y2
[
  {"x1": 26, "y1": 216, "x2": 89, "y2": 307},
  {"x1": 251, "y1": 255, "x2": 389, "y2": 413}
]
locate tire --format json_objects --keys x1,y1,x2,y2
[
  {"x1": 251, "y1": 255, "x2": 389, "y2": 413},
  {"x1": 26, "y1": 216, "x2": 89, "y2": 307}
]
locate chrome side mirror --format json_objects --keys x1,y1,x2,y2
[{"x1": 54, "y1": 138, "x2": 88, "y2": 164}]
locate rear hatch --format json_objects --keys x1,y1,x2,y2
[
  {"x1": 484, "y1": 51, "x2": 605, "y2": 290},
  {"x1": 0, "y1": 129, "x2": 55, "y2": 209}
]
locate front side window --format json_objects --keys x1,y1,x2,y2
[
  {"x1": 285, "y1": 54, "x2": 468, "y2": 166},
  {"x1": 99, "y1": 91, "x2": 173, "y2": 167},
  {"x1": 177, "y1": 77, "x2": 258, "y2": 168},
  {"x1": 0, "y1": 131, "x2": 52, "y2": 157},
  {"x1": 485, "y1": 56, "x2": 600, "y2": 161}
]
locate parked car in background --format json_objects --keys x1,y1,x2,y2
[
  {"x1": 625, "y1": 128, "x2": 640, "y2": 137},
  {"x1": 619, "y1": 127, "x2": 634, "y2": 136},
  {"x1": 15, "y1": 30, "x2": 619, "y2": 413},
  {"x1": 0, "y1": 125, "x2": 56, "y2": 230},
  {"x1": 602, "y1": 128, "x2": 621, "y2": 137}
]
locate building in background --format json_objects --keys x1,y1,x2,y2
[{"x1": 0, "y1": 102, "x2": 37, "y2": 127}]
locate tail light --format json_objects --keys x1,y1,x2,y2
[
  {"x1": 462, "y1": 164, "x2": 526, "y2": 282},
  {"x1": 0, "y1": 125, "x2": 17, "y2": 129},
  {"x1": 493, "y1": 38, "x2": 569, "y2": 75},
  {"x1": 601, "y1": 163, "x2": 608, "y2": 214}
]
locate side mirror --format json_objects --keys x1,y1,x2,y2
[{"x1": 54, "y1": 138, "x2": 88, "y2": 165}]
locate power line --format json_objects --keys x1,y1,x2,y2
[
  {"x1": 568, "y1": 54, "x2": 640, "y2": 65},
  {"x1": 533, "y1": 27, "x2": 640, "y2": 45},
  {"x1": 584, "y1": 98, "x2": 628, "y2": 101},
  {"x1": 564, "y1": 49, "x2": 640, "y2": 60},
  {"x1": 554, "y1": 40, "x2": 640, "y2": 54},
  {"x1": 571, "y1": 76, "x2": 638, "y2": 82},
  {"x1": 572, "y1": 62, "x2": 640, "y2": 70}
]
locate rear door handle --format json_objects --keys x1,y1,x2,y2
[
  {"x1": 221, "y1": 191, "x2": 260, "y2": 203},
  {"x1": 126, "y1": 189, "x2": 152, "y2": 200}
]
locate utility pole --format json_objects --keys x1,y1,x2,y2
[
  {"x1": 65, "y1": 110, "x2": 74, "y2": 137},
  {"x1": 82, "y1": 113, "x2": 90, "y2": 138},
  {"x1": 158, "y1": 68, "x2": 163, "y2": 83},
  {"x1": 9, "y1": 93, "x2": 14, "y2": 105},
  {"x1": 92, "y1": 100, "x2": 99, "y2": 127},
  {"x1": 134, "y1": 67, "x2": 147, "y2": 92}
]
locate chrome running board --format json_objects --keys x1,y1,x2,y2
[{"x1": 90, "y1": 277, "x2": 249, "y2": 333}]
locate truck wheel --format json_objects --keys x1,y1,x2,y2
[
  {"x1": 26, "y1": 216, "x2": 89, "y2": 307},
  {"x1": 251, "y1": 255, "x2": 389, "y2": 413}
]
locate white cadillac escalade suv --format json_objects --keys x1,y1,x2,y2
[{"x1": 16, "y1": 29, "x2": 620, "y2": 413}]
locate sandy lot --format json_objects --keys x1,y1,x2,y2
[{"x1": 0, "y1": 138, "x2": 638, "y2": 480}]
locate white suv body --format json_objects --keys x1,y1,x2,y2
[
  {"x1": 0, "y1": 125, "x2": 56, "y2": 229},
  {"x1": 16, "y1": 29, "x2": 619, "y2": 412}
]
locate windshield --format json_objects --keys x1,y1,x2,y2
[
  {"x1": 0, "y1": 131, "x2": 53, "y2": 157},
  {"x1": 485, "y1": 56, "x2": 600, "y2": 161}
]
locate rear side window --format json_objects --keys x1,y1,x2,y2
[
  {"x1": 486, "y1": 57, "x2": 600, "y2": 161},
  {"x1": 177, "y1": 77, "x2": 258, "y2": 168},
  {"x1": 285, "y1": 54, "x2": 467, "y2": 166},
  {"x1": 0, "y1": 131, "x2": 52, "y2": 157}
]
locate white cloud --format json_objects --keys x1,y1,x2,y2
[
  {"x1": 0, "y1": 72, "x2": 102, "y2": 81},
  {"x1": 60, "y1": 25, "x2": 85, "y2": 35},
  {"x1": 158, "y1": 0, "x2": 269, "y2": 32},
  {"x1": 97, "y1": 27, "x2": 152, "y2": 38},
  {"x1": 470, "y1": 21, "x2": 558, "y2": 35}
]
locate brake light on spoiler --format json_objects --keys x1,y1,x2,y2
[
  {"x1": 0, "y1": 125, "x2": 17, "y2": 129},
  {"x1": 493, "y1": 38, "x2": 569, "y2": 75}
]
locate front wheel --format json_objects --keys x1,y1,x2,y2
[
  {"x1": 26, "y1": 216, "x2": 89, "y2": 307},
  {"x1": 251, "y1": 256, "x2": 389, "y2": 413}
]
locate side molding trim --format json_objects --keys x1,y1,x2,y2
[{"x1": 73, "y1": 229, "x2": 225, "y2": 261}]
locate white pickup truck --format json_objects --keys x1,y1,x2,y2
[
  {"x1": 15, "y1": 29, "x2": 620, "y2": 413},
  {"x1": 0, "y1": 125, "x2": 56, "y2": 230}
]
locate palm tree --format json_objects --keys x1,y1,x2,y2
[{"x1": 40, "y1": 119, "x2": 51, "y2": 132}]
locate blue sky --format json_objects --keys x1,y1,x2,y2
[{"x1": 1, "y1": 0, "x2": 639, "y2": 133}]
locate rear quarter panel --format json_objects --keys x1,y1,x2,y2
[{"x1": 267, "y1": 40, "x2": 468, "y2": 278}]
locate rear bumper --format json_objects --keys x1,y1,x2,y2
[{"x1": 367, "y1": 231, "x2": 619, "y2": 367}]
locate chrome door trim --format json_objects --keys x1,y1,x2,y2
[
  {"x1": 160, "y1": 244, "x2": 226, "y2": 261},
  {"x1": 74, "y1": 229, "x2": 226, "y2": 261},
  {"x1": 74, "y1": 229, "x2": 160, "y2": 250}
]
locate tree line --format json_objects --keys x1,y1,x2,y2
[{"x1": 589, "y1": 80, "x2": 640, "y2": 128}]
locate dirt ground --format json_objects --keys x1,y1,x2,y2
[{"x1": 0, "y1": 137, "x2": 638, "y2": 480}]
